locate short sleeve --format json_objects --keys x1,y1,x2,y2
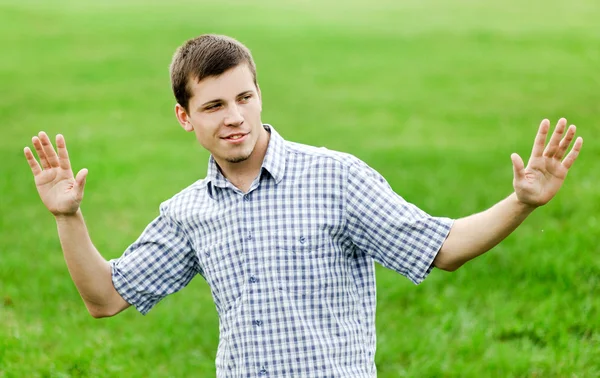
[
  {"x1": 109, "y1": 202, "x2": 199, "y2": 315},
  {"x1": 345, "y1": 160, "x2": 454, "y2": 284}
]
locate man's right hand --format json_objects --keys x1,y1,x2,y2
[{"x1": 24, "y1": 132, "x2": 88, "y2": 216}]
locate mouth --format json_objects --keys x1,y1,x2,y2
[{"x1": 221, "y1": 132, "x2": 249, "y2": 144}]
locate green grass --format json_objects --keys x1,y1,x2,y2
[{"x1": 1, "y1": 0, "x2": 599, "y2": 376}]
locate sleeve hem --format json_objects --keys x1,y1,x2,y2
[
  {"x1": 109, "y1": 259, "x2": 158, "y2": 315},
  {"x1": 408, "y1": 217, "x2": 455, "y2": 285}
]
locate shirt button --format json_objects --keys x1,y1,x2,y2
[
  {"x1": 243, "y1": 195, "x2": 250, "y2": 202},
  {"x1": 253, "y1": 320, "x2": 263, "y2": 326},
  {"x1": 299, "y1": 236, "x2": 306, "y2": 244},
  {"x1": 259, "y1": 369, "x2": 267, "y2": 376},
  {"x1": 249, "y1": 276, "x2": 257, "y2": 283},
  {"x1": 247, "y1": 232, "x2": 252, "y2": 241}
]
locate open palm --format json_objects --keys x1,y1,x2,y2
[
  {"x1": 511, "y1": 118, "x2": 583, "y2": 207},
  {"x1": 24, "y1": 132, "x2": 88, "y2": 216}
]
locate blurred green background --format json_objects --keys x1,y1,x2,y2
[{"x1": 1, "y1": 0, "x2": 599, "y2": 376}]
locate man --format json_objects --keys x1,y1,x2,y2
[{"x1": 24, "y1": 34, "x2": 583, "y2": 377}]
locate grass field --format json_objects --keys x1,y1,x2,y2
[{"x1": 1, "y1": 0, "x2": 599, "y2": 376}]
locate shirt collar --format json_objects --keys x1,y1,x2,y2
[
  {"x1": 206, "y1": 124, "x2": 286, "y2": 189},
  {"x1": 260, "y1": 124, "x2": 286, "y2": 184}
]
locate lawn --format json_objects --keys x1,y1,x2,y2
[{"x1": 1, "y1": 0, "x2": 599, "y2": 376}]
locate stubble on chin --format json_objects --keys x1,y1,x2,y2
[{"x1": 225, "y1": 154, "x2": 251, "y2": 164}]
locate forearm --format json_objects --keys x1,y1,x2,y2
[
  {"x1": 434, "y1": 193, "x2": 536, "y2": 271},
  {"x1": 55, "y1": 210, "x2": 128, "y2": 317}
]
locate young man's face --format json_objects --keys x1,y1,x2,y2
[{"x1": 176, "y1": 64, "x2": 265, "y2": 167}]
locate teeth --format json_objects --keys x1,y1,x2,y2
[{"x1": 229, "y1": 135, "x2": 242, "y2": 140}]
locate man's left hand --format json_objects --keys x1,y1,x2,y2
[{"x1": 511, "y1": 118, "x2": 583, "y2": 208}]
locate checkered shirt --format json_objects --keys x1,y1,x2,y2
[{"x1": 110, "y1": 124, "x2": 453, "y2": 377}]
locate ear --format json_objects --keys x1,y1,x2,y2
[
  {"x1": 175, "y1": 103, "x2": 194, "y2": 132},
  {"x1": 256, "y1": 84, "x2": 263, "y2": 111}
]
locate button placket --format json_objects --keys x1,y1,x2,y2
[{"x1": 240, "y1": 189, "x2": 263, "y2": 371}]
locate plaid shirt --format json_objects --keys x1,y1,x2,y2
[{"x1": 110, "y1": 125, "x2": 453, "y2": 377}]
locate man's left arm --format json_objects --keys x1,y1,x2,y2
[{"x1": 434, "y1": 118, "x2": 583, "y2": 271}]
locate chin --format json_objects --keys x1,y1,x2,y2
[{"x1": 225, "y1": 154, "x2": 252, "y2": 164}]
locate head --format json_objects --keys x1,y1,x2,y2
[{"x1": 170, "y1": 34, "x2": 267, "y2": 166}]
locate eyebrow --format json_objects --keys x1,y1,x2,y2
[{"x1": 198, "y1": 90, "x2": 254, "y2": 109}]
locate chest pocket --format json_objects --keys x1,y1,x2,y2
[
  {"x1": 198, "y1": 239, "x2": 245, "y2": 312},
  {"x1": 274, "y1": 228, "x2": 337, "y2": 295}
]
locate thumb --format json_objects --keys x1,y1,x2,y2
[
  {"x1": 75, "y1": 168, "x2": 88, "y2": 190},
  {"x1": 511, "y1": 153, "x2": 525, "y2": 181}
]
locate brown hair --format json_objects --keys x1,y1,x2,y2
[{"x1": 169, "y1": 34, "x2": 257, "y2": 111}]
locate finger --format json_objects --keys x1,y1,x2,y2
[
  {"x1": 32, "y1": 136, "x2": 51, "y2": 170},
  {"x1": 24, "y1": 147, "x2": 42, "y2": 176},
  {"x1": 542, "y1": 118, "x2": 567, "y2": 158},
  {"x1": 530, "y1": 119, "x2": 550, "y2": 158},
  {"x1": 554, "y1": 125, "x2": 576, "y2": 161},
  {"x1": 562, "y1": 137, "x2": 583, "y2": 169},
  {"x1": 75, "y1": 168, "x2": 88, "y2": 189},
  {"x1": 39, "y1": 131, "x2": 60, "y2": 168},
  {"x1": 511, "y1": 153, "x2": 525, "y2": 180},
  {"x1": 56, "y1": 134, "x2": 71, "y2": 170}
]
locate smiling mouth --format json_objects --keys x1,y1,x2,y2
[
  {"x1": 225, "y1": 134, "x2": 244, "y2": 140},
  {"x1": 222, "y1": 133, "x2": 248, "y2": 141}
]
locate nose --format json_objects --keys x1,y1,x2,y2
[{"x1": 224, "y1": 104, "x2": 244, "y2": 127}]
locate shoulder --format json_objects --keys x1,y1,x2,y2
[
  {"x1": 284, "y1": 140, "x2": 366, "y2": 171},
  {"x1": 158, "y1": 178, "x2": 210, "y2": 217},
  {"x1": 284, "y1": 140, "x2": 383, "y2": 183}
]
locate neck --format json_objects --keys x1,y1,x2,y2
[{"x1": 216, "y1": 127, "x2": 270, "y2": 193}]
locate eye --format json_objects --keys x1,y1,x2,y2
[
  {"x1": 239, "y1": 94, "x2": 253, "y2": 103},
  {"x1": 205, "y1": 104, "x2": 221, "y2": 111}
]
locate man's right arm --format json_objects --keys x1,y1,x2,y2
[
  {"x1": 55, "y1": 210, "x2": 130, "y2": 318},
  {"x1": 25, "y1": 131, "x2": 129, "y2": 318}
]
